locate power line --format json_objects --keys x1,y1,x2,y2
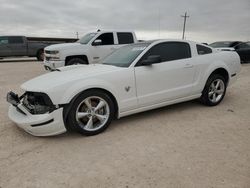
[{"x1": 181, "y1": 12, "x2": 189, "y2": 40}]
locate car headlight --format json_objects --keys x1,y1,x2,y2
[
  {"x1": 22, "y1": 92, "x2": 56, "y2": 114},
  {"x1": 45, "y1": 50, "x2": 60, "y2": 60},
  {"x1": 45, "y1": 50, "x2": 59, "y2": 55}
]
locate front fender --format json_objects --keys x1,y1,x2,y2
[
  {"x1": 60, "y1": 48, "x2": 89, "y2": 60},
  {"x1": 59, "y1": 78, "x2": 121, "y2": 106}
]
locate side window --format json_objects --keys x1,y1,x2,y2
[
  {"x1": 196, "y1": 44, "x2": 212, "y2": 55},
  {"x1": 236, "y1": 43, "x2": 250, "y2": 49},
  {"x1": 0, "y1": 37, "x2": 9, "y2": 44},
  {"x1": 117, "y1": 32, "x2": 134, "y2": 44},
  {"x1": 138, "y1": 42, "x2": 191, "y2": 65},
  {"x1": 95, "y1": 33, "x2": 114, "y2": 45},
  {"x1": 8, "y1": 37, "x2": 24, "y2": 44}
]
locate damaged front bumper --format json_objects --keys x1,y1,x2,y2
[{"x1": 7, "y1": 91, "x2": 67, "y2": 136}]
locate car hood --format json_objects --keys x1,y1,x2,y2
[
  {"x1": 45, "y1": 42, "x2": 86, "y2": 51},
  {"x1": 21, "y1": 64, "x2": 121, "y2": 92}
]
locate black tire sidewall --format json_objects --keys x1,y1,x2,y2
[
  {"x1": 66, "y1": 58, "x2": 87, "y2": 66},
  {"x1": 37, "y1": 50, "x2": 44, "y2": 61},
  {"x1": 66, "y1": 90, "x2": 115, "y2": 136},
  {"x1": 201, "y1": 74, "x2": 227, "y2": 106}
]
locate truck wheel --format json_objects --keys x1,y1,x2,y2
[
  {"x1": 200, "y1": 74, "x2": 227, "y2": 106},
  {"x1": 37, "y1": 50, "x2": 44, "y2": 61},
  {"x1": 66, "y1": 58, "x2": 87, "y2": 66},
  {"x1": 66, "y1": 90, "x2": 115, "y2": 136}
]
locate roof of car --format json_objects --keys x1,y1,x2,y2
[
  {"x1": 129, "y1": 39, "x2": 203, "y2": 46},
  {"x1": 88, "y1": 30, "x2": 135, "y2": 33},
  {"x1": 210, "y1": 41, "x2": 242, "y2": 45}
]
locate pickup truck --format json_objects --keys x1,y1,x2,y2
[
  {"x1": 0, "y1": 36, "x2": 77, "y2": 61},
  {"x1": 43, "y1": 30, "x2": 138, "y2": 70}
]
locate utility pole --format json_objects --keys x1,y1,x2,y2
[{"x1": 181, "y1": 12, "x2": 189, "y2": 40}]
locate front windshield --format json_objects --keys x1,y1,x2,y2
[
  {"x1": 78, "y1": 33, "x2": 97, "y2": 44},
  {"x1": 210, "y1": 42, "x2": 233, "y2": 48},
  {"x1": 103, "y1": 43, "x2": 151, "y2": 67}
]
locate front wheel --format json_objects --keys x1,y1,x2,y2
[
  {"x1": 66, "y1": 58, "x2": 87, "y2": 66},
  {"x1": 200, "y1": 74, "x2": 227, "y2": 106},
  {"x1": 66, "y1": 90, "x2": 115, "y2": 136}
]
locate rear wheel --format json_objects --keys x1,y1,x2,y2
[
  {"x1": 36, "y1": 50, "x2": 44, "y2": 61},
  {"x1": 66, "y1": 58, "x2": 87, "y2": 66},
  {"x1": 66, "y1": 90, "x2": 115, "y2": 136},
  {"x1": 200, "y1": 74, "x2": 227, "y2": 106}
]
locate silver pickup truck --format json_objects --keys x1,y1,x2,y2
[{"x1": 0, "y1": 36, "x2": 77, "y2": 61}]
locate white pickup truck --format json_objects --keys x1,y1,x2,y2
[{"x1": 43, "y1": 30, "x2": 138, "y2": 70}]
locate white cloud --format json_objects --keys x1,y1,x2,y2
[{"x1": 0, "y1": 0, "x2": 249, "y2": 42}]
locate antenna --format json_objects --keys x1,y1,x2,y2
[
  {"x1": 181, "y1": 12, "x2": 189, "y2": 40},
  {"x1": 76, "y1": 32, "x2": 79, "y2": 39}
]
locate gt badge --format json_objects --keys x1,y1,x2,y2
[{"x1": 125, "y1": 86, "x2": 131, "y2": 92}]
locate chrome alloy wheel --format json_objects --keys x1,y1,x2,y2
[
  {"x1": 208, "y1": 79, "x2": 225, "y2": 103},
  {"x1": 75, "y1": 96, "x2": 110, "y2": 131}
]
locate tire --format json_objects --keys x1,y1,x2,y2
[
  {"x1": 37, "y1": 50, "x2": 44, "y2": 61},
  {"x1": 66, "y1": 90, "x2": 115, "y2": 136},
  {"x1": 66, "y1": 58, "x2": 87, "y2": 66},
  {"x1": 200, "y1": 74, "x2": 227, "y2": 106}
]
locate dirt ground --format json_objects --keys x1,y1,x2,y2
[{"x1": 0, "y1": 59, "x2": 249, "y2": 188}]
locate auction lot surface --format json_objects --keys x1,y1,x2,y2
[{"x1": 0, "y1": 59, "x2": 250, "y2": 188}]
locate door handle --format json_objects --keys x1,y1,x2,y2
[{"x1": 184, "y1": 63, "x2": 194, "y2": 68}]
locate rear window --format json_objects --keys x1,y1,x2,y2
[
  {"x1": 196, "y1": 44, "x2": 212, "y2": 55},
  {"x1": 8, "y1": 37, "x2": 23, "y2": 44},
  {"x1": 117, "y1": 32, "x2": 134, "y2": 44}
]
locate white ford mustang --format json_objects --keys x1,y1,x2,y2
[{"x1": 7, "y1": 40, "x2": 241, "y2": 136}]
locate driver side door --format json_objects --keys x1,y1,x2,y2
[
  {"x1": 89, "y1": 32, "x2": 117, "y2": 63},
  {"x1": 8, "y1": 36, "x2": 26, "y2": 56},
  {"x1": 135, "y1": 42, "x2": 196, "y2": 107}
]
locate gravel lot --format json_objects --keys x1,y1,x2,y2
[{"x1": 0, "y1": 60, "x2": 250, "y2": 188}]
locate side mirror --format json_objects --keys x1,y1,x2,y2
[
  {"x1": 141, "y1": 55, "x2": 161, "y2": 66},
  {"x1": 92, "y1": 39, "x2": 102, "y2": 46}
]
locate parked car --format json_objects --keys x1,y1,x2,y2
[
  {"x1": 234, "y1": 42, "x2": 250, "y2": 63},
  {"x1": 7, "y1": 40, "x2": 241, "y2": 136},
  {"x1": 210, "y1": 41, "x2": 250, "y2": 63},
  {"x1": 0, "y1": 36, "x2": 77, "y2": 61},
  {"x1": 209, "y1": 41, "x2": 242, "y2": 51},
  {"x1": 43, "y1": 30, "x2": 138, "y2": 70}
]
